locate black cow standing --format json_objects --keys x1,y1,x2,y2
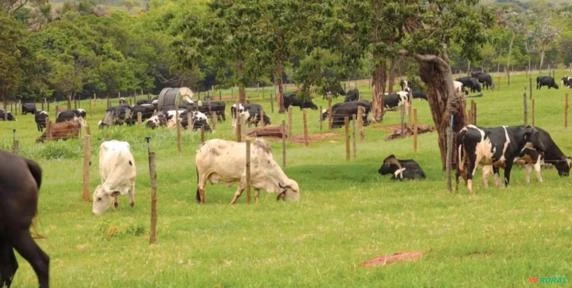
[
  {"x1": 343, "y1": 88, "x2": 360, "y2": 102},
  {"x1": 322, "y1": 100, "x2": 370, "y2": 128},
  {"x1": 21, "y1": 103, "x2": 37, "y2": 115},
  {"x1": 283, "y1": 92, "x2": 319, "y2": 110},
  {"x1": 197, "y1": 101, "x2": 226, "y2": 121},
  {"x1": 35, "y1": 111, "x2": 49, "y2": 131},
  {"x1": 517, "y1": 127, "x2": 571, "y2": 182},
  {"x1": 378, "y1": 154, "x2": 426, "y2": 180},
  {"x1": 456, "y1": 125, "x2": 545, "y2": 193},
  {"x1": 536, "y1": 76, "x2": 559, "y2": 89},
  {"x1": 0, "y1": 151, "x2": 50, "y2": 288},
  {"x1": 455, "y1": 77, "x2": 482, "y2": 93},
  {"x1": 470, "y1": 71, "x2": 494, "y2": 90}
]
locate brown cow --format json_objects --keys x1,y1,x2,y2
[{"x1": 36, "y1": 120, "x2": 82, "y2": 143}]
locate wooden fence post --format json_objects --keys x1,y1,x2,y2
[
  {"x1": 529, "y1": 77, "x2": 533, "y2": 100},
  {"x1": 270, "y1": 93, "x2": 274, "y2": 113},
  {"x1": 400, "y1": 103, "x2": 405, "y2": 135},
  {"x1": 344, "y1": 116, "x2": 350, "y2": 161},
  {"x1": 236, "y1": 116, "x2": 242, "y2": 142},
  {"x1": 282, "y1": 120, "x2": 287, "y2": 168},
  {"x1": 288, "y1": 107, "x2": 293, "y2": 142},
  {"x1": 137, "y1": 112, "x2": 142, "y2": 125},
  {"x1": 82, "y1": 135, "x2": 91, "y2": 202},
  {"x1": 319, "y1": 105, "x2": 323, "y2": 132},
  {"x1": 446, "y1": 115, "x2": 454, "y2": 192},
  {"x1": 146, "y1": 137, "x2": 158, "y2": 244},
  {"x1": 200, "y1": 126, "x2": 205, "y2": 144},
  {"x1": 472, "y1": 101, "x2": 477, "y2": 125},
  {"x1": 46, "y1": 121, "x2": 52, "y2": 141},
  {"x1": 11, "y1": 129, "x2": 19, "y2": 154},
  {"x1": 352, "y1": 114, "x2": 356, "y2": 159},
  {"x1": 531, "y1": 98, "x2": 535, "y2": 126},
  {"x1": 523, "y1": 88, "x2": 528, "y2": 125},
  {"x1": 211, "y1": 111, "x2": 217, "y2": 130},
  {"x1": 245, "y1": 140, "x2": 251, "y2": 204},
  {"x1": 176, "y1": 109, "x2": 181, "y2": 153},
  {"x1": 357, "y1": 106, "x2": 365, "y2": 140},
  {"x1": 303, "y1": 109, "x2": 309, "y2": 146},
  {"x1": 413, "y1": 108, "x2": 418, "y2": 152},
  {"x1": 328, "y1": 98, "x2": 333, "y2": 129}
]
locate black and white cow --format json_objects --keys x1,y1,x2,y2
[
  {"x1": 34, "y1": 111, "x2": 49, "y2": 131},
  {"x1": 455, "y1": 77, "x2": 482, "y2": 93},
  {"x1": 98, "y1": 105, "x2": 133, "y2": 128},
  {"x1": 21, "y1": 103, "x2": 37, "y2": 115},
  {"x1": 0, "y1": 109, "x2": 15, "y2": 121},
  {"x1": 536, "y1": 76, "x2": 559, "y2": 89},
  {"x1": 561, "y1": 76, "x2": 572, "y2": 88},
  {"x1": 231, "y1": 103, "x2": 270, "y2": 127},
  {"x1": 378, "y1": 154, "x2": 426, "y2": 180},
  {"x1": 181, "y1": 110, "x2": 212, "y2": 132},
  {"x1": 283, "y1": 92, "x2": 319, "y2": 110},
  {"x1": 56, "y1": 109, "x2": 86, "y2": 123},
  {"x1": 399, "y1": 80, "x2": 427, "y2": 100},
  {"x1": 321, "y1": 100, "x2": 371, "y2": 128},
  {"x1": 383, "y1": 91, "x2": 409, "y2": 110},
  {"x1": 144, "y1": 112, "x2": 168, "y2": 129},
  {"x1": 0, "y1": 151, "x2": 50, "y2": 288},
  {"x1": 456, "y1": 124, "x2": 545, "y2": 193},
  {"x1": 470, "y1": 71, "x2": 494, "y2": 90}
]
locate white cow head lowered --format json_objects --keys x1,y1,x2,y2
[
  {"x1": 92, "y1": 140, "x2": 136, "y2": 215},
  {"x1": 277, "y1": 179, "x2": 300, "y2": 201}
]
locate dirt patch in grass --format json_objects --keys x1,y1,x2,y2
[
  {"x1": 290, "y1": 132, "x2": 339, "y2": 144},
  {"x1": 361, "y1": 251, "x2": 424, "y2": 267}
]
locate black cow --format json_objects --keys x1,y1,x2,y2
[
  {"x1": 378, "y1": 154, "x2": 426, "y2": 180},
  {"x1": 283, "y1": 92, "x2": 318, "y2": 110},
  {"x1": 456, "y1": 77, "x2": 482, "y2": 93},
  {"x1": 35, "y1": 111, "x2": 49, "y2": 131},
  {"x1": 383, "y1": 91, "x2": 409, "y2": 110},
  {"x1": 0, "y1": 109, "x2": 15, "y2": 121},
  {"x1": 22, "y1": 103, "x2": 37, "y2": 115},
  {"x1": 322, "y1": 100, "x2": 370, "y2": 128},
  {"x1": 98, "y1": 105, "x2": 133, "y2": 128},
  {"x1": 561, "y1": 76, "x2": 572, "y2": 88},
  {"x1": 536, "y1": 76, "x2": 559, "y2": 89},
  {"x1": 470, "y1": 71, "x2": 494, "y2": 90},
  {"x1": 130, "y1": 104, "x2": 156, "y2": 123},
  {"x1": 197, "y1": 101, "x2": 226, "y2": 121},
  {"x1": 399, "y1": 80, "x2": 427, "y2": 100},
  {"x1": 456, "y1": 125, "x2": 545, "y2": 193},
  {"x1": 0, "y1": 151, "x2": 50, "y2": 288},
  {"x1": 343, "y1": 88, "x2": 360, "y2": 102}
]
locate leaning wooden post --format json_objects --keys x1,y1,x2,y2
[
  {"x1": 352, "y1": 114, "x2": 357, "y2": 159},
  {"x1": 357, "y1": 106, "x2": 365, "y2": 140},
  {"x1": 531, "y1": 98, "x2": 535, "y2": 126},
  {"x1": 446, "y1": 115, "x2": 454, "y2": 192},
  {"x1": 281, "y1": 120, "x2": 287, "y2": 168},
  {"x1": 344, "y1": 116, "x2": 350, "y2": 161},
  {"x1": 11, "y1": 129, "x2": 19, "y2": 154},
  {"x1": 245, "y1": 140, "x2": 251, "y2": 204},
  {"x1": 565, "y1": 94, "x2": 569, "y2": 128},
  {"x1": 146, "y1": 137, "x2": 158, "y2": 244},
  {"x1": 137, "y1": 112, "x2": 143, "y2": 125},
  {"x1": 287, "y1": 106, "x2": 293, "y2": 142},
  {"x1": 523, "y1": 88, "x2": 528, "y2": 125},
  {"x1": 303, "y1": 109, "x2": 309, "y2": 146},
  {"x1": 413, "y1": 108, "x2": 418, "y2": 152},
  {"x1": 82, "y1": 135, "x2": 91, "y2": 202}
]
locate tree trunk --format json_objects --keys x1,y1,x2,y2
[
  {"x1": 237, "y1": 59, "x2": 246, "y2": 104},
  {"x1": 274, "y1": 63, "x2": 285, "y2": 113},
  {"x1": 539, "y1": 50, "x2": 545, "y2": 72},
  {"x1": 387, "y1": 57, "x2": 399, "y2": 93},
  {"x1": 414, "y1": 54, "x2": 466, "y2": 170},
  {"x1": 371, "y1": 61, "x2": 387, "y2": 121},
  {"x1": 67, "y1": 94, "x2": 72, "y2": 110}
]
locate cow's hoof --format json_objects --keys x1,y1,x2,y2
[
  {"x1": 114, "y1": 202, "x2": 119, "y2": 208},
  {"x1": 130, "y1": 202, "x2": 135, "y2": 207}
]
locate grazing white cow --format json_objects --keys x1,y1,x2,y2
[
  {"x1": 195, "y1": 138, "x2": 300, "y2": 204},
  {"x1": 92, "y1": 140, "x2": 136, "y2": 215}
]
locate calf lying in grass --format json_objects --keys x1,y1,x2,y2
[{"x1": 378, "y1": 154, "x2": 426, "y2": 180}]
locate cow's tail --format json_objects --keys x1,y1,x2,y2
[
  {"x1": 195, "y1": 166, "x2": 201, "y2": 203},
  {"x1": 25, "y1": 159, "x2": 43, "y2": 190}
]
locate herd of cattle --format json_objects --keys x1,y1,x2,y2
[{"x1": 1, "y1": 73, "x2": 572, "y2": 287}]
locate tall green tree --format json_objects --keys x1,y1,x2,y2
[{"x1": 0, "y1": 11, "x2": 25, "y2": 109}]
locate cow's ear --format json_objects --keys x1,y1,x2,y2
[{"x1": 110, "y1": 191, "x2": 120, "y2": 197}]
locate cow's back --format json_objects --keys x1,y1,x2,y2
[{"x1": 99, "y1": 141, "x2": 136, "y2": 187}]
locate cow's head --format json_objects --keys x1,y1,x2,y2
[
  {"x1": 92, "y1": 185, "x2": 120, "y2": 215},
  {"x1": 277, "y1": 180, "x2": 300, "y2": 202},
  {"x1": 378, "y1": 154, "x2": 401, "y2": 175},
  {"x1": 522, "y1": 126, "x2": 545, "y2": 153},
  {"x1": 554, "y1": 157, "x2": 571, "y2": 177},
  {"x1": 321, "y1": 109, "x2": 329, "y2": 121},
  {"x1": 6, "y1": 111, "x2": 15, "y2": 121}
]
